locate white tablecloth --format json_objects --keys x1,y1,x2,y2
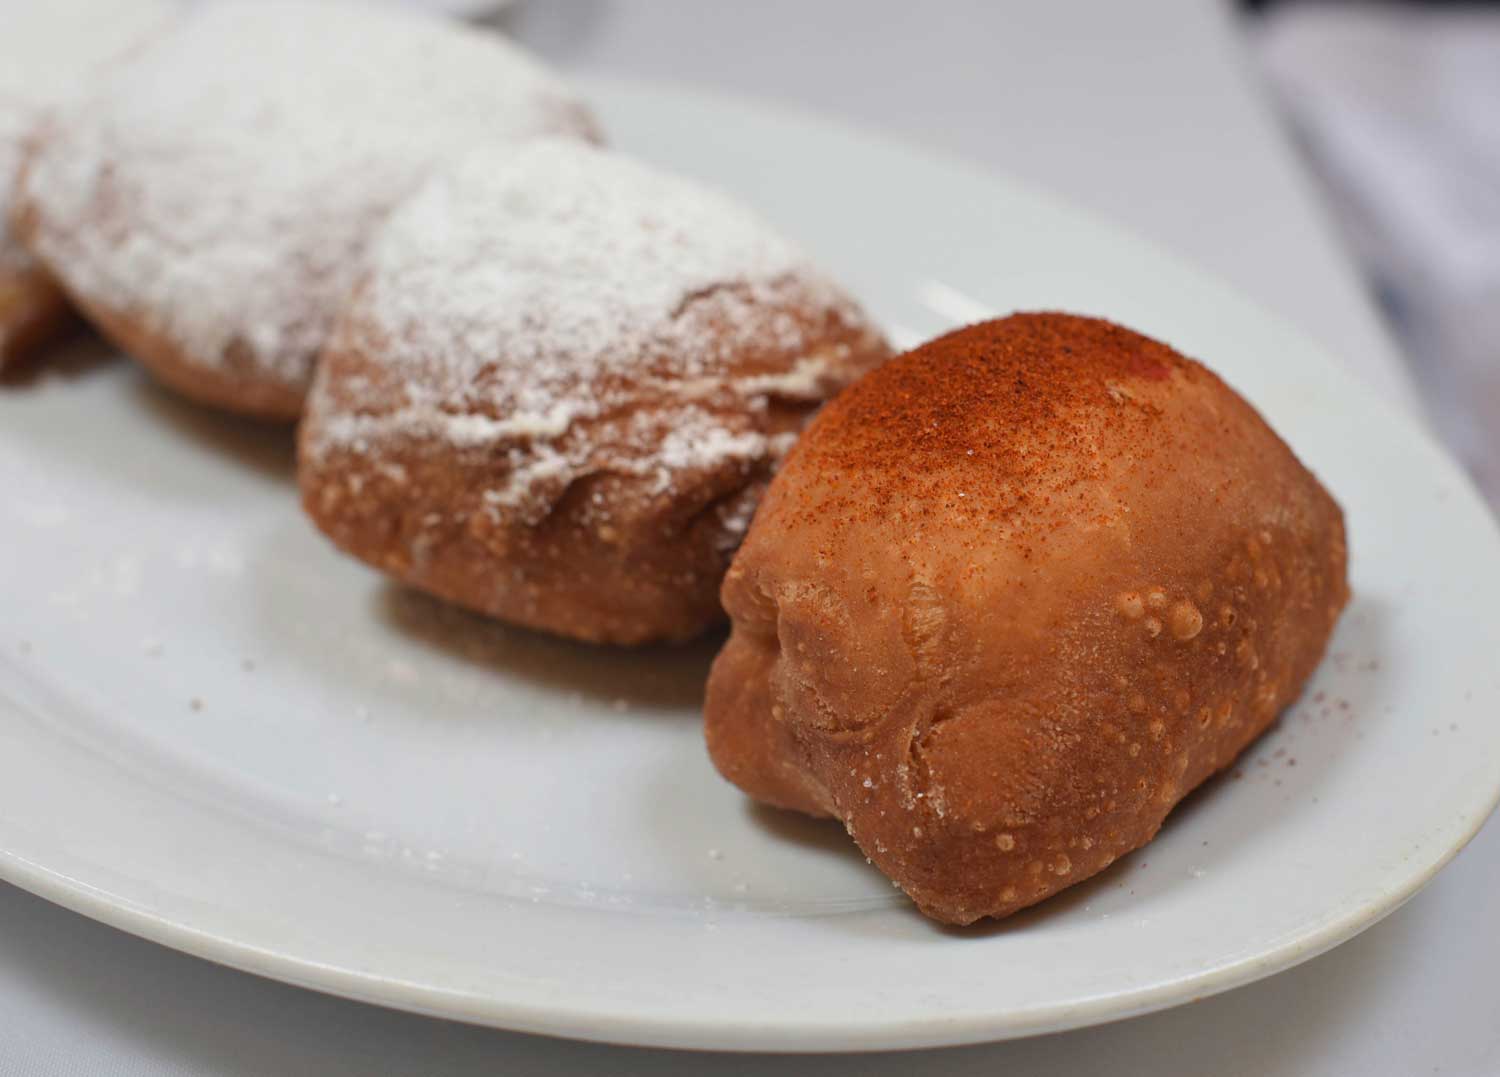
[{"x1": 6, "y1": 2, "x2": 1493, "y2": 1074}]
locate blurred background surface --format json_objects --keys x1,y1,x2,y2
[{"x1": 1250, "y1": 1, "x2": 1500, "y2": 508}]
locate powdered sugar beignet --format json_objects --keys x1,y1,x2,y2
[
  {"x1": 299, "y1": 140, "x2": 891, "y2": 644},
  {"x1": 14, "y1": 0, "x2": 597, "y2": 417},
  {"x1": 0, "y1": 0, "x2": 175, "y2": 367}
]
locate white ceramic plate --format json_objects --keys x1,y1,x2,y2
[{"x1": 2, "y1": 77, "x2": 1498, "y2": 1053}]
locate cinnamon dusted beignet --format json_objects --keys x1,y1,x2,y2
[{"x1": 705, "y1": 313, "x2": 1348, "y2": 924}]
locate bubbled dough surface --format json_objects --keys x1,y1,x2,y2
[{"x1": 706, "y1": 313, "x2": 1349, "y2": 924}]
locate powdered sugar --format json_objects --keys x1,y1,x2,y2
[
  {"x1": 655, "y1": 422, "x2": 770, "y2": 486},
  {"x1": 20, "y1": 0, "x2": 597, "y2": 392},
  {"x1": 345, "y1": 141, "x2": 830, "y2": 384},
  {"x1": 319, "y1": 396, "x2": 594, "y2": 451},
  {"x1": 310, "y1": 140, "x2": 883, "y2": 514},
  {"x1": 0, "y1": 0, "x2": 175, "y2": 274}
]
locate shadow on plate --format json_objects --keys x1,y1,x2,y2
[
  {"x1": 0, "y1": 329, "x2": 115, "y2": 389},
  {"x1": 131, "y1": 376, "x2": 296, "y2": 482},
  {"x1": 376, "y1": 584, "x2": 723, "y2": 714},
  {"x1": 2, "y1": 333, "x2": 294, "y2": 490},
  {"x1": 744, "y1": 801, "x2": 857, "y2": 858}
]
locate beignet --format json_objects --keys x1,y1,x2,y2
[
  {"x1": 299, "y1": 141, "x2": 890, "y2": 644},
  {"x1": 705, "y1": 313, "x2": 1348, "y2": 923},
  {"x1": 0, "y1": 0, "x2": 174, "y2": 367}
]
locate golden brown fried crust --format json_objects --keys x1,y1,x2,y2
[
  {"x1": 704, "y1": 313, "x2": 1349, "y2": 924},
  {"x1": 298, "y1": 313, "x2": 891, "y2": 646},
  {"x1": 0, "y1": 265, "x2": 73, "y2": 369},
  {"x1": 51, "y1": 288, "x2": 301, "y2": 419}
]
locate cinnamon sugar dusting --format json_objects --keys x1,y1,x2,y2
[{"x1": 788, "y1": 313, "x2": 1204, "y2": 536}]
